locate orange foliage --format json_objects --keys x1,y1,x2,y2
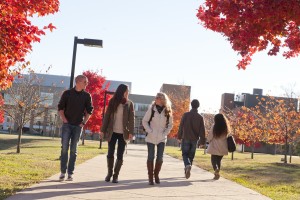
[{"x1": 166, "y1": 86, "x2": 190, "y2": 138}]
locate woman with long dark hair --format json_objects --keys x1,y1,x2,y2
[
  {"x1": 207, "y1": 113, "x2": 230, "y2": 180},
  {"x1": 101, "y1": 84, "x2": 135, "y2": 183}
]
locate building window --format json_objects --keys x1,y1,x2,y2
[
  {"x1": 40, "y1": 92, "x2": 54, "y2": 107},
  {"x1": 135, "y1": 103, "x2": 149, "y2": 112}
]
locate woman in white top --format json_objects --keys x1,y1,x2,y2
[
  {"x1": 207, "y1": 113, "x2": 230, "y2": 180},
  {"x1": 142, "y1": 92, "x2": 173, "y2": 185}
]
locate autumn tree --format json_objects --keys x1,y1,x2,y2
[
  {"x1": 223, "y1": 106, "x2": 248, "y2": 159},
  {"x1": 197, "y1": 1, "x2": 300, "y2": 69},
  {"x1": 165, "y1": 85, "x2": 190, "y2": 139},
  {"x1": 237, "y1": 106, "x2": 266, "y2": 159},
  {"x1": 0, "y1": 96, "x2": 4, "y2": 123},
  {"x1": 202, "y1": 112, "x2": 214, "y2": 154},
  {"x1": 2, "y1": 72, "x2": 55, "y2": 153},
  {"x1": 258, "y1": 96, "x2": 300, "y2": 163},
  {"x1": 81, "y1": 70, "x2": 110, "y2": 147},
  {"x1": 223, "y1": 105, "x2": 266, "y2": 159},
  {"x1": 0, "y1": 0, "x2": 59, "y2": 89}
]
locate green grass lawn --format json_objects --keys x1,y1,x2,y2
[
  {"x1": 0, "y1": 133, "x2": 106, "y2": 200},
  {"x1": 165, "y1": 146, "x2": 300, "y2": 200}
]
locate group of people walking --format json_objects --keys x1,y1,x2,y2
[{"x1": 57, "y1": 75, "x2": 231, "y2": 184}]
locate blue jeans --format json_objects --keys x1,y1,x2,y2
[
  {"x1": 107, "y1": 132, "x2": 126, "y2": 160},
  {"x1": 147, "y1": 142, "x2": 165, "y2": 162},
  {"x1": 181, "y1": 140, "x2": 197, "y2": 167},
  {"x1": 60, "y1": 123, "x2": 82, "y2": 175}
]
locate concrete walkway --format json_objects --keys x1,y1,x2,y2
[{"x1": 6, "y1": 144, "x2": 271, "y2": 200}]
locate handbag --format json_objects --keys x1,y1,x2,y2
[{"x1": 227, "y1": 135, "x2": 236, "y2": 152}]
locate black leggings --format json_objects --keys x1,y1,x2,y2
[
  {"x1": 211, "y1": 155, "x2": 223, "y2": 171},
  {"x1": 107, "y1": 132, "x2": 126, "y2": 160}
]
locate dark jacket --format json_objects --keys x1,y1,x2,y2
[
  {"x1": 101, "y1": 100, "x2": 135, "y2": 141},
  {"x1": 177, "y1": 108, "x2": 206, "y2": 145},
  {"x1": 58, "y1": 88, "x2": 93, "y2": 125}
]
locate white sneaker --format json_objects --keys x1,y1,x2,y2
[
  {"x1": 59, "y1": 173, "x2": 65, "y2": 181},
  {"x1": 185, "y1": 165, "x2": 191, "y2": 179},
  {"x1": 66, "y1": 174, "x2": 73, "y2": 181}
]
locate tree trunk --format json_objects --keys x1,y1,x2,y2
[
  {"x1": 17, "y1": 128, "x2": 23, "y2": 153},
  {"x1": 289, "y1": 144, "x2": 293, "y2": 163},
  {"x1": 284, "y1": 134, "x2": 288, "y2": 164},
  {"x1": 251, "y1": 144, "x2": 254, "y2": 159},
  {"x1": 81, "y1": 129, "x2": 86, "y2": 145},
  {"x1": 99, "y1": 138, "x2": 102, "y2": 149}
]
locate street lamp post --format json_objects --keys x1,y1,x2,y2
[
  {"x1": 99, "y1": 90, "x2": 114, "y2": 149},
  {"x1": 102, "y1": 90, "x2": 115, "y2": 121},
  {"x1": 69, "y1": 36, "x2": 103, "y2": 89}
]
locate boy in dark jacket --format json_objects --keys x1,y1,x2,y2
[{"x1": 177, "y1": 99, "x2": 206, "y2": 179}]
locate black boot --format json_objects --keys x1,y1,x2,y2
[
  {"x1": 147, "y1": 161, "x2": 154, "y2": 185},
  {"x1": 105, "y1": 157, "x2": 114, "y2": 182},
  {"x1": 154, "y1": 160, "x2": 163, "y2": 184},
  {"x1": 112, "y1": 159, "x2": 123, "y2": 183}
]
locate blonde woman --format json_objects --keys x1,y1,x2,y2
[{"x1": 142, "y1": 92, "x2": 173, "y2": 185}]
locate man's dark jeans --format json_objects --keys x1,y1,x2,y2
[
  {"x1": 181, "y1": 139, "x2": 197, "y2": 167},
  {"x1": 107, "y1": 132, "x2": 126, "y2": 160},
  {"x1": 60, "y1": 123, "x2": 82, "y2": 175},
  {"x1": 147, "y1": 142, "x2": 165, "y2": 162}
]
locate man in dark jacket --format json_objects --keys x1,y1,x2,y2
[
  {"x1": 57, "y1": 75, "x2": 93, "y2": 181},
  {"x1": 177, "y1": 99, "x2": 205, "y2": 179}
]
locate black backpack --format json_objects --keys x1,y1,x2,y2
[{"x1": 147, "y1": 105, "x2": 170, "y2": 128}]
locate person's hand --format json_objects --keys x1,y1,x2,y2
[{"x1": 177, "y1": 139, "x2": 182, "y2": 143}]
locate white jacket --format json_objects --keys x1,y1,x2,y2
[
  {"x1": 206, "y1": 128, "x2": 228, "y2": 156},
  {"x1": 142, "y1": 105, "x2": 173, "y2": 145}
]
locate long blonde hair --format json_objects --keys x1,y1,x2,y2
[{"x1": 154, "y1": 92, "x2": 172, "y2": 117}]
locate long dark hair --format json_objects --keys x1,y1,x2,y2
[
  {"x1": 108, "y1": 84, "x2": 128, "y2": 113},
  {"x1": 213, "y1": 113, "x2": 230, "y2": 138}
]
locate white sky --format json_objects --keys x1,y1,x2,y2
[{"x1": 27, "y1": 0, "x2": 300, "y2": 113}]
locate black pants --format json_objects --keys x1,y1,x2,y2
[
  {"x1": 107, "y1": 132, "x2": 126, "y2": 160},
  {"x1": 211, "y1": 155, "x2": 223, "y2": 171}
]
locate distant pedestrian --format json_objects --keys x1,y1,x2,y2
[
  {"x1": 177, "y1": 99, "x2": 206, "y2": 179},
  {"x1": 207, "y1": 113, "x2": 230, "y2": 180},
  {"x1": 101, "y1": 84, "x2": 135, "y2": 183},
  {"x1": 142, "y1": 92, "x2": 173, "y2": 185},
  {"x1": 132, "y1": 135, "x2": 136, "y2": 144},
  {"x1": 58, "y1": 75, "x2": 93, "y2": 181}
]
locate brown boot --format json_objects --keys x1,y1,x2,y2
[
  {"x1": 105, "y1": 157, "x2": 114, "y2": 182},
  {"x1": 154, "y1": 160, "x2": 163, "y2": 184},
  {"x1": 112, "y1": 159, "x2": 123, "y2": 183},
  {"x1": 147, "y1": 161, "x2": 154, "y2": 185}
]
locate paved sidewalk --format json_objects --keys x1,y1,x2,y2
[{"x1": 6, "y1": 144, "x2": 271, "y2": 200}]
